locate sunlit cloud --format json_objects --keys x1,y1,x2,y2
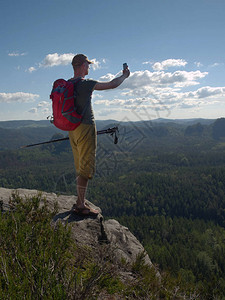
[
  {"x1": 209, "y1": 62, "x2": 223, "y2": 68},
  {"x1": 152, "y1": 59, "x2": 187, "y2": 71},
  {"x1": 28, "y1": 53, "x2": 104, "y2": 72},
  {"x1": 39, "y1": 53, "x2": 75, "y2": 67},
  {"x1": 94, "y1": 82, "x2": 225, "y2": 114},
  {"x1": 93, "y1": 66, "x2": 221, "y2": 115},
  {"x1": 8, "y1": 52, "x2": 27, "y2": 57},
  {"x1": 91, "y1": 58, "x2": 106, "y2": 71},
  {"x1": 37, "y1": 101, "x2": 50, "y2": 108},
  {"x1": 99, "y1": 73, "x2": 116, "y2": 81},
  {"x1": 120, "y1": 70, "x2": 208, "y2": 90},
  {"x1": 41, "y1": 107, "x2": 51, "y2": 115},
  {"x1": 186, "y1": 86, "x2": 225, "y2": 99},
  {"x1": 0, "y1": 92, "x2": 39, "y2": 103},
  {"x1": 96, "y1": 108, "x2": 121, "y2": 117},
  {"x1": 28, "y1": 108, "x2": 38, "y2": 114},
  {"x1": 28, "y1": 101, "x2": 51, "y2": 115},
  {"x1": 142, "y1": 61, "x2": 153, "y2": 65},
  {"x1": 28, "y1": 67, "x2": 36, "y2": 73},
  {"x1": 194, "y1": 61, "x2": 203, "y2": 68}
]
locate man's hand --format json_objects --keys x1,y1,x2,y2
[{"x1": 123, "y1": 66, "x2": 130, "y2": 78}]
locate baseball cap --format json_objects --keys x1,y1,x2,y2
[{"x1": 71, "y1": 54, "x2": 93, "y2": 66}]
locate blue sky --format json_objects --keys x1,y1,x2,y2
[{"x1": 1, "y1": 0, "x2": 225, "y2": 122}]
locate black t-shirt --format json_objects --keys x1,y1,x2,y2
[{"x1": 71, "y1": 78, "x2": 97, "y2": 125}]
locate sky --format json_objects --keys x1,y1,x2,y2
[{"x1": 1, "y1": 0, "x2": 225, "y2": 123}]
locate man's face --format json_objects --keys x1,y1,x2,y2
[{"x1": 83, "y1": 61, "x2": 90, "y2": 75}]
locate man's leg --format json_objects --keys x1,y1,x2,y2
[
  {"x1": 76, "y1": 175, "x2": 99, "y2": 214},
  {"x1": 76, "y1": 175, "x2": 88, "y2": 208},
  {"x1": 70, "y1": 124, "x2": 98, "y2": 215}
]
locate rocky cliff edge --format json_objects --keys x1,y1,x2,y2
[{"x1": 0, "y1": 187, "x2": 152, "y2": 268}]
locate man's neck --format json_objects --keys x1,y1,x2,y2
[{"x1": 73, "y1": 71, "x2": 86, "y2": 79}]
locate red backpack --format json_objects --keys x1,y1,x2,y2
[{"x1": 50, "y1": 78, "x2": 86, "y2": 131}]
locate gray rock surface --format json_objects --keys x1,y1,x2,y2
[{"x1": 0, "y1": 187, "x2": 152, "y2": 266}]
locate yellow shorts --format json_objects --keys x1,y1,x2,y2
[{"x1": 69, "y1": 123, "x2": 97, "y2": 180}]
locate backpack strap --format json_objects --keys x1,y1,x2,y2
[
  {"x1": 69, "y1": 77, "x2": 83, "y2": 100},
  {"x1": 68, "y1": 78, "x2": 90, "y2": 117}
]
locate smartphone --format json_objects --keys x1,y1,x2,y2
[{"x1": 123, "y1": 63, "x2": 128, "y2": 70}]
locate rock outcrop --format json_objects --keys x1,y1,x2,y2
[{"x1": 0, "y1": 187, "x2": 152, "y2": 267}]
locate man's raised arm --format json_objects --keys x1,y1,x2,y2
[{"x1": 94, "y1": 67, "x2": 130, "y2": 91}]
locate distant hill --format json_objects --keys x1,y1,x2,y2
[
  {"x1": 212, "y1": 118, "x2": 225, "y2": 139},
  {"x1": 0, "y1": 126, "x2": 63, "y2": 150},
  {"x1": 0, "y1": 120, "x2": 120, "y2": 150},
  {"x1": 152, "y1": 118, "x2": 215, "y2": 125},
  {"x1": 0, "y1": 119, "x2": 118, "y2": 130},
  {"x1": 0, "y1": 118, "x2": 222, "y2": 150},
  {"x1": 0, "y1": 118, "x2": 216, "y2": 130},
  {"x1": 0, "y1": 120, "x2": 50, "y2": 129}
]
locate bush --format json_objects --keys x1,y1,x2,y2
[{"x1": 0, "y1": 193, "x2": 122, "y2": 299}]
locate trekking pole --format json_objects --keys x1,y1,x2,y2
[{"x1": 20, "y1": 126, "x2": 119, "y2": 149}]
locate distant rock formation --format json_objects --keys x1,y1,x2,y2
[
  {"x1": 184, "y1": 122, "x2": 204, "y2": 136},
  {"x1": 0, "y1": 187, "x2": 152, "y2": 267},
  {"x1": 212, "y1": 117, "x2": 225, "y2": 140}
]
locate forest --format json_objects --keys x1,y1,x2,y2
[{"x1": 1, "y1": 117, "x2": 225, "y2": 298}]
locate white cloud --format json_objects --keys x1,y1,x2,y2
[
  {"x1": 39, "y1": 53, "x2": 105, "y2": 69},
  {"x1": 28, "y1": 53, "x2": 75, "y2": 72},
  {"x1": 158, "y1": 70, "x2": 206, "y2": 86},
  {"x1": 187, "y1": 86, "x2": 225, "y2": 99},
  {"x1": 41, "y1": 107, "x2": 51, "y2": 115},
  {"x1": 28, "y1": 66, "x2": 36, "y2": 73},
  {"x1": 209, "y1": 62, "x2": 223, "y2": 68},
  {"x1": 121, "y1": 70, "x2": 208, "y2": 91},
  {"x1": 194, "y1": 61, "x2": 203, "y2": 68},
  {"x1": 99, "y1": 73, "x2": 116, "y2": 81},
  {"x1": 91, "y1": 58, "x2": 106, "y2": 71},
  {"x1": 28, "y1": 53, "x2": 105, "y2": 72},
  {"x1": 95, "y1": 83, "x2": 225, "y2": 115},
  {"x1": 95, "y1": 99, "x2": 114, "y2": 106},
  {"x1": 39, "y1": 53, "x2": 75, "y2": 68},
  {"x1": 0, "y1": 92, "x2": 39, "y2": 103},
  {"x1": 152, "y1": 59, "x2": 187, "y2": 71},
  {"x1": 95, "y1": 97, "x2": 172, "y2": 115},
  {"x1": 96, "y1": 108, "x2": 120, "y2": 117},
  {"x1": 27, "y1": 101, "x2": 51, "y2": 115},
  {"x1": 93, "y1": 59, "x2": 225, "y2": 117},
  {"x1": 95, "y1": 69, "x2": 210, "y2": 114},
  {"x1": 92, "y1": 94, "x2": 103, "y2": 102},
  {"x1": 142, "y1": 61, "x2": 153, "y2": 65},
  {"x1": 27, "y1": 101, "x2": 51, "y2": 116},
  {"x1": 28, "y1": 108, "x2": 38, "y2": 114},
  {"x1": 91, "y1": 58, "x2": 101, "y2": 70},
  {"x1": 8, "y1": 52, "x2": 27, "y2": 57},
  {"x1": 8, "y1": 52, "x2": 20, "y2": 57},
  {"x1": 37, "y1": 101, "x2": 50, "y2": 108}
]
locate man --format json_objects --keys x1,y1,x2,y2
[{"x1": 69, "y1": 54, "x2": 130, "y2": 216}]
